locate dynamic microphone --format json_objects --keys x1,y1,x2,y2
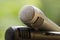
[
  {"x1": 5, "y1": 26, "x2": 60, "y2": 40},
  {"x1": 19, "y1": 5, "x2": 60, "y2": 31}
]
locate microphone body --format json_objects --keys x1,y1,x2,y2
[{"x1": 20, "y1": 5, "x2": 60, "y2": 31}]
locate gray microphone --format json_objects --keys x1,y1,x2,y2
[{"x1": 19, "y1": 5, "x2": 60, "y2": 31}]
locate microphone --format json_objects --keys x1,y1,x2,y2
[
  {"x1": 5, "y1": 26, "x2": 60, "y2": 40},
  {"x1": 19, "y1": 5, "x2": 60, "y2": 31}
]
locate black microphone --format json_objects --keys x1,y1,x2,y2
[{"x1": 5, "y1": 26, "x2": 60, "y2": 40}]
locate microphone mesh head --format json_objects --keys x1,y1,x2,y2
[{"x1": 20, "y1": 5, "x2": 35, "y2": 22}]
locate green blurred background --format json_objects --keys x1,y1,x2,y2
[{"x1": 0, "y1": 0, "x2": 60, "y2": 40}]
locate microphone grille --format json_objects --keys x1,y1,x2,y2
[{"x1": 20, "y1": 5, "x2": 35, "y2": 22}]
